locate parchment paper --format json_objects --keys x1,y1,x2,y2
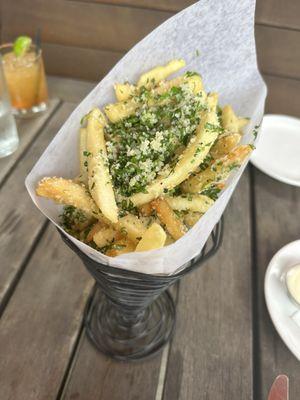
[{"x1": 25, "y1": 0, "x2": 267, "y2": 275}]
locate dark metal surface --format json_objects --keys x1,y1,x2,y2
[{"x1": 60, "y1": 218, "x2": 223, "y2": 361}]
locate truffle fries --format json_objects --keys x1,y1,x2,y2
[{"x1": 36, "y1": 59, "x2": 252, "y2": 256}]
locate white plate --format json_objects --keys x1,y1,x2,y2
[
  {"x1": 265, "y1": 240, "x2": 300, "y2": 360},
  {"x1": 251, "y1": 114, "x2": 300, "y2": 186}
]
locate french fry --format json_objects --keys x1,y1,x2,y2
[
  {"x1": 78, "y1": 128, "x2": 88, "y2": 185},
  {"x1": 104, "y1": 99, "x2": 139, "y2": 124},
  {"x1": 114, "y1": 83, "x2": 136, "y2": 102},
  {"x1": 105, "y1": 74, "x2": 205, "y2": 123},
  {"x1": 238, "y1": 117, "x2": 249, "y2": 133},
  {"x1": 86, "y1": 221, "x2": 103, "y2": 242},
  {"x1": 155, "y1": 74, "x2": 204, "y2": 96},
  {"x1": 151, "y1": 198, "x2": 186, "y2": 240},
  {"x1": 137, "y1": 59, "x2": 186, "y2": 88},
  {"x1": 181, "y1": 144, "x2": 253, "y2": 193},
  {"x1": 115, "y1": 214, "x2": 147, "y2": 244},
  {"x1": 139, "y1": 202, "x2": 153, "y2": 216},
  {"x1": 184, "y1": 212, "x2": 202, "y2": 227},
  {"x1": 165, "y1": 194, "x2": 214, "y2": 213},
  {"x1": 221, "y1": 105, "x2": 239, "y2": 132},
  {"x1": 86, "y1": 108, "x2": 118, "y2": 223},
  {"x1": 93, "y1": 226, "x2": 117, "y2": 248},
  {"x1": 210, "y1": 133, "x2": 241, "y2": 159},
  {"x1": 207, "y1": 92, "x2": 218, "y2": 110},
  {"x1": 135, "y1": 222, "x2": 167, "y2": 252},
  {"x1": 106, "y1": 238, "x2": 136, "y2": 257},
  {"x1": 165, "y1": 234, "x2": 175, "y2": 246},
  {"x1": 129, "y1": 96, "x2": 220, "y2": 206},
  {"x1": 38, "y1": 58, "x2": 254, "y2": 256},
  {"x1": 36, "y1": 177, "x2": 103, "y2": 220}
]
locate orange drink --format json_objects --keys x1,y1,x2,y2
[{"x1": 0, "y1": 43, "x2": 48, "y2": 117}]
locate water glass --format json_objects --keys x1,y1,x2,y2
[{"x1": 0, "y1": 54, "x2": 19, "y2": 158}]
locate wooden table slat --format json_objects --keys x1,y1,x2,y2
[
  {"x1": 264, "y1": 74, "x2": 300, "y2": 117},
  {"x1": 253, "y1": 167, "x2": 300, "y2": 399},
  {"x1": 164, "y1": 171, "x2": 253, "y2": 400},
  {"x1": 0, "y1": 225, "x2": 93, "y2": 400},
  {"x1": 257, "y1": 25, "x2": 300, "y2": 81},
  {"x1": 2, "y1": 0, "x2": 172, "y2": 54},
  {"x1": 0, "y1": 102, "x2": 76, "y2": 310},
  {"x1": 62, "y1": 291, "x2": 164, "y2": 400},
  {"x1": 62, "y1": 285, "x2": 179, "y2": 399}
]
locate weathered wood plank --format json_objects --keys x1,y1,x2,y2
[
  {"x1": 0, "y1": 224, "x2": 93, "y2": 400},
  {"x1": 0, "y1": 99, "x2": 60, "y2": 186},
  {"x1": 264, "y1": 74, "x2": 300, "y2": 118},
  {"x1": 48, "y1": 75, "x2": 96, "y2": 103},
  {"x1": 61, "y1": 283, "x2": 179, "y2": 400},
  {"x1": 256, "y1": 25, "x2": 300, "y2": 80},
  {"x1": 72, "y1": 0, "x2": 194, "y2": 12},
  {"x1": 3, "y1": 1, "x2": 300, "y2": 82},
  {"x1": 164, "y1": 171, "x2": 253, "y2": 400},
  {"x1": 256, "y1": 0, "x2": 300, "y2": 30},
  {"x1": 2, "y1": 0, "x2": 172, "y2": 53},
  {"x1": 252, "y1": 167, "x2": 300, "y2": 400},
  {"x1": 62, "y1": 290, "x2": 164, "y2": 400},
  {"x1": 0, "y1": 103, "x2": 76, "y2": 310},
  {"x1": 77, "y1": 0, "x2": 300, "y2": 27},
  {"x1": 44, "y1": 43, "x2": 122, "y2": 82}
]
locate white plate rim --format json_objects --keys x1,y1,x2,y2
[
  {"x1": 251, "y1": 114, "x2": 300, "y2": 187},
  {"x1": 264, "y1": 240, "x2": 300, "y2": 361}
]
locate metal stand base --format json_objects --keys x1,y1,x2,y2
[
  {"x1": 84, "y1": 289, "x2": 175, "y2": 361},
  {"x1": 60, "y1": 218, "x2": 223, "y2": 362}
]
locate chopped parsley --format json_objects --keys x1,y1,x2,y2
[
  {"x1": 60, "y1": 206, "x2": 88, "y2": 233},
  {"x1": 185, "y1": 71, "x2": 199, "y2": 78},
  {"x1": 105, "y1": 82, "x2": 206, "y2": 197},
  {"x1": 252, "y1": 124, "x2": 260, "y2": 140},
  {"x1": 201, "y1": 185, "x2": 222, "y2": 201}
]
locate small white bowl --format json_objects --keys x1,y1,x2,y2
[
  {"x1": 251, "y1": 114, "x2": 300, "y2": 187},
  {"x1": 265, "y1": 240, "x2": 300, "y2": 360}
]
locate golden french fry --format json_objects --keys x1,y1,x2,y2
[
  {"x1": 135, "y1": 222, "x2": 167, "y2": 252},
  {"x1": 221, "y1": 105, "x2": 239, "y2": 132},
  {"x1": 184, "y1": 212, "x2": 202, "y2": 227},
  {"x1": 115, "y1": 214, "x2": 147, "y2": 244},
  {"x1": 104, "y1": 99, "x2": 139, "y2": 124},
  {"x1": 165, "y1": 194, "x2": 214, "y2": 213},
  {"x1": 86, "y1": 108, "x2": 118, "y2": 223},
  {"x1": 105, "y1": 74, "x2": 205, "y2": 124},
  {"x1": 210, "y1": 133, "x2": 241, "y2": 159},
  {"x1": 78, "y1": 128, "x2": 88, "y2": 185},
  {"x1": 165, "y1": 234, "x2": 175, "y2": 246},
  {"x1": 181, "y1": 144, "x2": 253, "y2": 193},
  {"x1": 129, "y1": 95, "x2": 220, "y2": 206},
  {"x1": 238, "y1": 117, "x2": 250, "y2": 133},
  {"x1": 151, "y1": 198, "x2": 186, "y2": 240},
  {"x1": 36, "y1": 177, "x2": 103, "y2": 220},
  {"x1": 156, "y1": 74, "x2": 204, "y2": 96},
  {"x1": 106, "y1": 238, "x2": 136, "y2": 257},
  {"x1": 137, "y1": 59, "x2": 186, "y2": 88},
  {"x1": 114, "y1": 83, "x2": 136, "y2": 102},
  {"x1": 138, "y1": 203, "x2": 153, "y2": 217},
  {"x1": 86, "y1": 221, "x2": 103, "y2": 242},
  {"x1": 93, "y1": 226, "x2": 117, "y2": 248},
  {"x1": 207, "y1": 92, "x2": 218, "y2": 110}
]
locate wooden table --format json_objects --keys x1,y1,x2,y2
[{"x1": 0, "y1": 76, "x2": 299, "y2": 400}]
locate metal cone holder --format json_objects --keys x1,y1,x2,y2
[{"x1": 60, "y1": 217, "x2": 223, "y2": 361}]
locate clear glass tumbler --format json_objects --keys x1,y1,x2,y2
[
  {"x1": 0, "y1": 43, "x2": 48, "y2": 117},
  {"x1": 0, "y1": 54, "x2": 19, "y2": 158}
]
